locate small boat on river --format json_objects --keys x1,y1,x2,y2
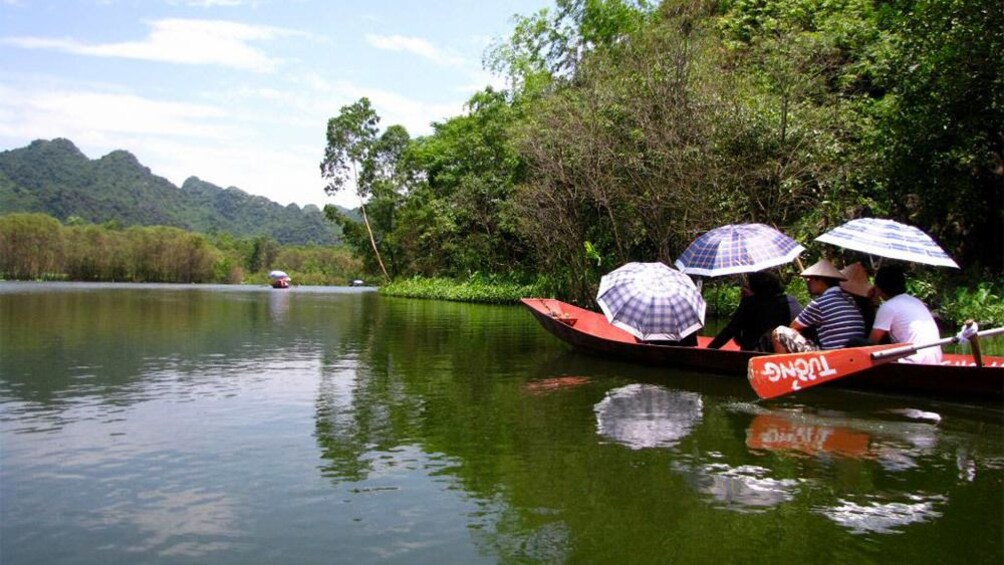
[
  {"x1": 522, "y1": 298, "x2": 1004, "y2": 402},
  {"x1": 269, "y1": 270, "x2": 291, "y2": 289}
]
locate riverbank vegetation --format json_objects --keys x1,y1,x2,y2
[
  {"x1": 381, "y1": 274, "x2": 550, "y2": 305},
  {"x1": 0, "y1": 212, "x2": 363, "y2": 285}
]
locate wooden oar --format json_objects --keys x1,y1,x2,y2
[
  {"x1": 965, "y1": 320, "x2": 984, "y2": 367},
  {"x1": 748, "y1": 327, "x2": 1004, "y2": 400}
]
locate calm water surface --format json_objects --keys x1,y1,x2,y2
[{"x1": 1, "y1": 283, "x2": 1001, "y2": 564}]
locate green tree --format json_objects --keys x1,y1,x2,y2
[
  {"x1": 247, "y1": 235, "x2": 280, "y2": 274},
  {"x1": 320, "y1": 98, "x2": 390, "y2": 280},
  {"x1": 399, "y1": 88, "x2": 527, "y2": 277},
  {"x1": 867, "y1": 0, "x2": 1003, "y2": 270},
  {"x1": 0, "y1": 213, "x2": 63, "y2": 279}
]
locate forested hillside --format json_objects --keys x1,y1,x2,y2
[{"x1": 0, "y1": 138, "x2": 345, "y2": 245}]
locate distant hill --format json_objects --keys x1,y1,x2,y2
[{"x1": 0, "y1": 138, "x2": 348, "y2": 245}]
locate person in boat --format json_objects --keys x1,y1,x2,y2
[
  {"x1": 839, "y1": 262, "x2": 878, "y2": 340},
  {"x1": 867, "y1": 265, "x2": 943, "y2": 364},
  {"x1": 772, "y1": 259, "x2": 866, "y2": 353},
  {"x1": 708, "y1": 270, "x2": 801, "y2": 352}
]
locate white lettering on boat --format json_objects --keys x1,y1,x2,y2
[{"x1": 761, "y1": 355, "x2": 838, "y2": 391}]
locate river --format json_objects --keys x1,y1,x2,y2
[{"x1": 1, "y1": 282, "x2": 1001, "y2": 564}]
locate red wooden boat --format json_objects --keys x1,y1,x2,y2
[{"x1": 521, "y1": 298, "x2": 1004, "y2": 402}]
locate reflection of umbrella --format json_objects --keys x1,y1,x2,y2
[
  {"x1": 269, "y1": 270, "x2": 289, "y2": 279},
  {"x1": 815, "y1": 218, "x2": 959, "y2": 268},
  {"x1": 675, "y1": 223, "x2": 805, "y2": 277},
  {"x1": 594, "y1": 384, "x2": 703, "y2": 449},
  {"x1": 819, "y1": 496, "x2": 946, "y2": 534},
  {"x1": 671, "y1": 460, "x2": 798, "y2": 511},
  {"x1": 596, "y1": 262, "x2": 705, "y2": 341}
]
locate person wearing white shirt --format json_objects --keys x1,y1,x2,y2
[{"x1": 869, "y1": 265, "x2": 943, "y2": 364}]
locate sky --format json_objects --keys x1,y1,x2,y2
[{"x1": 0, "y1": 0, "x2": 551, "y2": 209}]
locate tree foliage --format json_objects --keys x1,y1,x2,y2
[
  {"x1": 321, "y1": 98, "x2": 391, "y2": 280},
  {"x1": 315, "y1": 0, "x2": 1002, "y2": 303},
  {"x1": 0, "y1": 213, "x2": 363, "y2": 285}
]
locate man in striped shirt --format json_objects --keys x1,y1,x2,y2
[{"x1": 772, "y1": 259, "x2": 867, "y2": 353}]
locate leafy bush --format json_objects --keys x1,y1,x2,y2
[{"x1": 939, "y1": 283, "x2": 1004, "y2": 327}]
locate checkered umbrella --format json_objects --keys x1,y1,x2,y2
[
  {"x1": 815, "y1": 218, "x2": 959, "y2": 268},
  {"x1": 674, "y1": 223, "x2": 805, "y2": 277},
  {"x1": 597, "y1": 262, "x2": 706, "y2": 341}
]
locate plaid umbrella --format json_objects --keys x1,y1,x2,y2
[
  {"x1": 674, "y1": 223, "x2": 805, "y2": 277},
  {"x1": 815, "y1": 218, "x2": 959, "y2": 268},
  {"x1": 597, "y1": 262, "x2": 706, "y2": 341}
]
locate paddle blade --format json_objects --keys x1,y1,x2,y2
[{"x1": 748, "y1": 345, "x2": 902, "y2": 400}]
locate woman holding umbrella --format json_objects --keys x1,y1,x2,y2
[{"x1": 707, "y1": 270, "x2": 801, "y2": 352}]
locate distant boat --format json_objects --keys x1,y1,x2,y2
[
  {"x1": 269, "y1": 270, "x2": 291, "y2": 289},
  {"x1": 349, "y1": 279, "x2": 365, "y2": 287}
]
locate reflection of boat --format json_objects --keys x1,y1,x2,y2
[
  {"x1": 594, "y1": 384, "x2": 702, "y2": 449},
  {"x1": 269, "y1": 270, "x2": 291, "y2": 289},
  {"x1": 523, "y1": 376, "x2": 591, "y2": 395},
  {"x1": 747, "y1": 413, "x2": 871, "y2": 457},
  {"x1": 741, "y1": 407, "x2": 943, "y2": 471},
  {"x1": 522, "y1": 298, "x2": 1004, "y2": 402}
]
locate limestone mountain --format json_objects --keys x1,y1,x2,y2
[{"x1": 0, "y1": 138, "x2": 344, "y2": 245}]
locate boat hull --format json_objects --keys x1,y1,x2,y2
[{"x1": 521, "y1": 298, "x2": 1004, "y2": 402}]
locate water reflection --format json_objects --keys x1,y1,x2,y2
[
  {"x1": 672, "y1": 458, "x2": 800, "y2": 512},
  {"x1": 742, "y1": 406, "x2": 943, "y2": 471},
  {"x1": 818, "y1": 494, "x2": 947, "y2": 534},
  {"x1": 737, "y1": 404, "x2": 963, "y2": 534},
  {"x1": 593, "y1": 384, "x2": 702, "y2": 450},
  {"x1": 78, "y1": 486, "x2": 243, "y2": 557},
  {"x1": 268, "y1": 289, "x2": 291, "y2": 322},
  {"x1": 4, "y1": 285, "x2": 1003, "y2": 563},
  {"x1": 522, "y1": 376, "x2": 591, "y2": 395}
]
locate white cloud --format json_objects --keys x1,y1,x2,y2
[
  {"x1": 138, "y1": 137, "x2": 352, "y2": 209},
  {"x1": 2, "y1": 19, "x2": 293, "y2": 72},
  {"x1": 365, "y1": 34, "x2": 466, "y2": 67},
  {"x1": 0, "y1": 85, "x2": 233, "y2": 141}
]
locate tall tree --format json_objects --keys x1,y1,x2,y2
[{"x1": 320, "y1": 98, "x2": 390, "y2": 280}]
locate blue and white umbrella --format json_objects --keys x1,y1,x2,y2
[
  {"x1": 269, "y1": 270, "x2": 289, "y2": 280},
  {"x1": 815, "y1": 218, "x2": 959, "y2": 268},
  {"x1": 597, "y1": 262, "x2": 705, "y2": 342},
  {"x1": 674, "y1": 223, "x2": 805, "y2": 277}
]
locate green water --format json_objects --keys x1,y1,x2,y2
[{"x1": 1, "y1": 283, "x2": 1001, "y2": 564}]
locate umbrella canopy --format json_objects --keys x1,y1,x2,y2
[
  {"x1": 674, "y1": 223, "x2": 805, "y2": 277},
  {"x1": 597, "y1": 262, "x2": 706, "y2": 341},
  {"x1": 815, "y1": 218, "x2": 959, "y2": 268},
  {"x1": 268, "y1": 270, "x2": 289, "y2": 280},
  {"x1": 594, "y1": 384, "x2": 703, "y2": 450}
]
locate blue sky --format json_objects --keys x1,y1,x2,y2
[{"x1": 0, "y1": 0, "x2": 551, "y2": 208}]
